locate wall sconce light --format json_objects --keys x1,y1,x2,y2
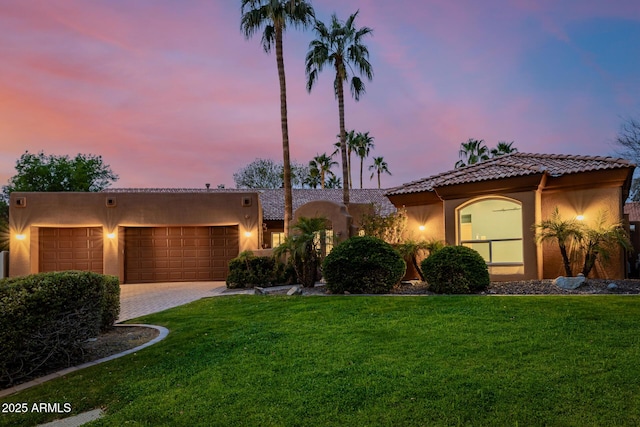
[
  {"x1": 15, "y1": 234, "x2": 26, "y2": 241},
  {"x1": 576, "y1": 215, "x2": 585, "y2": 221},
  {"x1": 106, "y1": 232, "x2": 116, "y2": 239},
  {"x1": 244, "y1": 231, "x2": 252, "y2": 238},
  {"x1": 418, "y1": 225, "x2": 426, "y2": 231}
]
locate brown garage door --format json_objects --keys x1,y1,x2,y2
[
  {"x1": 39, "y1": 227, "x2": 104, "y2": 273},
  {"x1": 125, "y1": 226, "x2": 239, "y2": 283}
]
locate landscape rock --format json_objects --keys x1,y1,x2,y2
[
  {"x1": 553, "y1": 275, "x2": 586, "y2": 290},
  {"x1": 287, "y1": 286, "x2": 302, "y2": 296},
  {"x1": 254, "y1": 287, "x2": 265, "y2": 295},
  {"x1": 607, "y1": 283, "x2": 619, "y2": 290}
]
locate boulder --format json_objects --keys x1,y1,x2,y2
[
  {"x1": 287, "y1": 286, "x2": 302, "y2": 296},
  {"x1": 553, "y1": 275, "x2": 585, "y2": 290},
  {"x1": 607, "y1": 283, "x2": 619, "y2": 290},
  {"x1": 254, "y1": 287, "x2": 265, "y2": 295}
]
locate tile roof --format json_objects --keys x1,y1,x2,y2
[
  {"x1": 258, "y1": 189, "x2": 396, "y2": 220},
  {"x1": 104, "y1": 188, "x2": 396, "y2": 221},
  {"x1": 386, "y1": 153, "x2": 634, "y2": 196},
  {"x1": 624, "y1": 202, "x2": 640, "y2": 222}
]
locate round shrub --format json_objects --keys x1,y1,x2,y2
[
  {"x1": 421, "y1": 245, "x2": 490, "y2": 294},
  {"x1": 323, "y1": 236, "x2": 406, "y2": 294}
]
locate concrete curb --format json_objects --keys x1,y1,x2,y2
[{"x1": 0, "y1": 324, "x2": 169, "y2": 398}]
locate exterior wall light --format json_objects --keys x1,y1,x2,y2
[
  {"x1": 576, "y1": 215, "x2": 585, "y2": 221},
  {"x1": 15, "y1": 234, "x2": 26, "y2": 241},
  {"x1": 106, "y1": 232, "x2": 116, "y2": 239},
  {"x1": 418, "y1": 225, "x2": 426, "y2": 231},
  {"x1": 244, "y1": 231, "x2": 252, "y2": 238}
]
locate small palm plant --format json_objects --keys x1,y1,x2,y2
[
  {"x1": 533, "y1": 207, "x2": 583, "y2": 277},
  {"x1": 395, "y1": 239, "x2": 444, "y2": 281},
  {"x1": 274, "y1": 217, "x2": 327, "y2": 287},
  {"x1": 579, "y1": 211, "x2": 631, "y2": 277}
]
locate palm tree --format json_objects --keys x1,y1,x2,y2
[
  {"x1": 354, "y1": 131, "x2": 374, "y2": 188},
  {"x1": 304, "y1": 164, "x2": 321, "y2": 188},
  {"x1": 241, "y1": 0, "x2": 315, "y2": 237},
  {"x1": 490, "y1": 141, "x2": 518, "y2": 158},
  {"x1": 306, "y1": 10, "x2": 373, "y2": 207},
  {"x1": 331, "y1": 130, "x2": 358, "y2": 189},
  {"x1": 579, "y1": 211, "x2": 631, "y2": 277},
  {"x1": 368, "y1": 156, "x2": 391, "y2": 189},
  {"x1": 309, "y1": 153, "x2": 337, "y2": 189},
  {"x1": 274, "y1": 216, "x2": 327, "y2": 287},
  {"x1": 533, "y1": 207, "x2": 583, "y2": 277},
  {"x1": 455, "y1": 139, "x2": 490, "y2": 168},
  {"x1": 325, "y1": 175, "x2": 342, "y2": 189}
]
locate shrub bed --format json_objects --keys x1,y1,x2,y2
[
  {"x1": 0, "y1": 271, "x2": 120, "y2": 387},
  {"x1": 421, "y1": 245, "x2": 490, "y2": 294},
  {"x1": 323, "y1": 236, "x2": 406, "y2": 294},
  {"x1": 226, "y1": 251, "x2": 294, "y2": 289}
]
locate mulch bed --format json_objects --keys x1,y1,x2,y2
[
  {"x1": 282, "y1": 279, "x2": 640, "y2": 296},
  {"x1": 82, "y1": 326, "x2": 160, "y2": 362}
]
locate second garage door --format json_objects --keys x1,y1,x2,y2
[{"x1": 125, "y1": 226, "x2": 239, "y2": 283}]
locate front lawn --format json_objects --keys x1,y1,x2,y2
[{"x1": 2, "y1": 295, "x2": 640, "y2": 426}]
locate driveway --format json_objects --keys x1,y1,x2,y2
[{"x1": 118, "y1": 281, "x2": 250, "y2": 322}]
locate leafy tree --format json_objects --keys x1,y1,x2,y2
[
  {"x1": 360, "y1": 206, "x2": 407, "y2": 244},
  {"x1": 233, "y1": 158, "x2": 283, "y2": 189},
  {"x1": 309, "y1": 153, "x2": 337, "y2": 189},
  {"x1": 241, "y1": 0, "x2": 315, "y2": 236},
  {"x1": 454, "y1": 139, "x2": 490, "y2": 168},
  {"x1": 306, "y1": 10, "x2": 373, "y2": 207},
  {"x1": 368, "y1": 156, "x2": 391, "y2": 189},
  {"x1": 490, "y1": 141, "x2": 518, "y2": 157},
  {"x1": 233, "y1": 158, "x2": 311, "y2": 189},
  {"x1": 3, "y1": 151, "x2": 118, "y2": 196},
  {"x1": 533, "y1": 207, "x2": 583, "y2": 277},
  {"x1": 613, "y1": 116, "x2": 640, "y2": 200},
  {"x1": 291, "y1": 161, "x2": 311, "y2": 188}
]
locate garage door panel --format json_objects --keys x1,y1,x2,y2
[
  {"x1": 125, "y1": 226, "x2": 238, "y2": 283},
  {"x1": 39, "y1": 227, "x2": 104, "y2": 274}
]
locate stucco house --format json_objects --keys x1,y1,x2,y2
[
  {"x1": 7, "y1": 188, "x2": 392, "y2": 283},
  {"x1": 7, "y1": 153, "x2": 635, "y2": 283},
  {"x1": 386, "y1": 153, "x2": 635, "y2": 281}
]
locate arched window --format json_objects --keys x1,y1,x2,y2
[{"x1": 458, "y1": 198, "x2": 523, "y2": 264}]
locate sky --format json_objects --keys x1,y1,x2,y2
[{"x1": 1, "y1": 0, "x2": 639, "y2": 190}]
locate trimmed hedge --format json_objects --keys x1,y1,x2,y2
[
  {"x1": 323, "y1": 236, "x2": 406, "y2": 294},
  {"x1": 421, "y1": 245, "x2": 490, "y2": 294},
  {"x1": 0, "y1": 271, "x2": 120, "y2": 387},
  {"x1": 226, "y1": 251, "x2": 294, "y2": 289}
]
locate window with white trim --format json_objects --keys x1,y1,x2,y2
[{"x1": 458, "y1": 198, "x2": 523, "y2": 264}]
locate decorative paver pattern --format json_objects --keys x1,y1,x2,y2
[{"x1": 118, "y1": 281, "x2": 232, "y2": 322}]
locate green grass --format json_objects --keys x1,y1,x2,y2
[{"x1": 3, "y1": 295, "x2": 640, "y2": 426}]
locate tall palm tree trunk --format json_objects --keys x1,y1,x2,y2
[
  {"x1": 360, "y1": 158, "x2": 364, "y2": 188},
  {"x1": 348, "y1": 147, "x2": 352, "y2": 189},
  {"x1": 377, "y1": 170, "x2": 381, "y2": 189},
  {"x1": 336, "y1": 70, "x2": 350, "y2": 206},
  {"x1": 275, "y1": 25, "x2": 293, "y2": 237}
]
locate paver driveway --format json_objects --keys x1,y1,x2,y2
[{"x1": 118, "y1": 281, "x2": 250, "y2": 322}]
